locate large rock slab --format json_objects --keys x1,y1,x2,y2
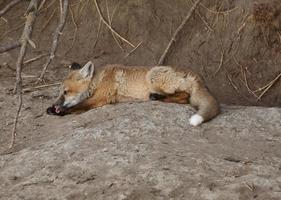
[{"x1": 0, "y1": 102, "x2": 281, "y2": 200}]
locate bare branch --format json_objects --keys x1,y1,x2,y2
[
  {"x1": 0, "y1": 0, "x2": 22, "y2": 17},
  {"x1": 10, "y1": 0, "x2": 39, "y2": 149},
  {"x1": 158, "y1": 0, "x2": 202, "y2": 65},
  {"x1": 37, "y1": 0, "x2": 69, "y2": 82}
]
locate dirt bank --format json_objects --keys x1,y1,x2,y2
[{"x1": 0, "y1": 0, "x2": 281, "y2": 106}]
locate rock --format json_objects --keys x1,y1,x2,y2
[{"x1": 0, "y1": 102, "x2": 281, "y2": 200}]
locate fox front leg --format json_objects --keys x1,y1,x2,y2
[
  {"x1": 66, "y1": 97, "x2": 110, "y2": 114},
  {"x1": 47, "y1": 97, "x2": 109, "y2": 116}
]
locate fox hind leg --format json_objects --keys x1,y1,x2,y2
[
  {"x1": 149, "y1": 93, "x2": 167, "y2": 101},
  {"x1": 149, "y1": 92, "x2": 189, "y2": 104}
]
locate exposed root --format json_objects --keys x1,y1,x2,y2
[
  {"x1": 37, "y1": 0, "x2": 69, "y2": 83},
  {"x1": 10, "y1": 0, "x2": 39, "y2": 149},
  {"x1": 158, "y1": 0, "x2": 202, "y2": 65}
]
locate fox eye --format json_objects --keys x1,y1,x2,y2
[{"x1": 63, "y1": 90, "x2": 67, "y2": 95}]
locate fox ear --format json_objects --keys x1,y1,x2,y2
[{"x1": 79, "y1": 61, "x2": 95, "y2": 79}]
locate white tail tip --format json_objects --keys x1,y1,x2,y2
[{"x1": 189, "y1": 114, "x2": 204, "y2": 126}]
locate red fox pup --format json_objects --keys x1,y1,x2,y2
[{"x1": 47, "y1": 61, "x2": 220, "y2": 126}]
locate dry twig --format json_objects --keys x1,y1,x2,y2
[
  {"x1": 40, "y1": 8, "x2": 57, "y2": 32},
  {"x1": 224, "y1": 70, "x2": 238, "y2": 91},
  {"x1": 2, "y1": 62, "x2": 15, "y2": 71},
  {"x1": 1, "y1": 16, "x2": 8, "y2": 23},
  {"x1": 233, "y1": 57, "x2": 257, "y2": 98},
  {"x1": 124, "y1": 42, "x2": 142, "y2": 58},
  {"x1": 187, "y1": 0, "x2": 214, "y2": 32},
  {"x1": 92, "y1": 18, "x2": 102, "y2": 49},
  {"x1": 1, "y1": 23, "x2": 25, "y2": 40},
  {"x1": 37, "y1": 0, "x2": 69, "y2": 83},
  {"x1": 77, "y1": 0, "x2": 89, "y2": 20},
  {"x1": 64, "y1": 5, "x2": 78, "y2": 55},
  {"x1": 0, "y1": 0, "x2": 23, "y2": 17},
  {"x1": 38, "y1": 0, "x2": 47, "y2": 10},
  {"x1": 256, "y1": 73, "x2": 281, "y2": 100},
  {"x1": 10, "y1": 0, "x2": 39, "y2": 149},
  {"x1": 195, "y1": 10, "x2": 214, "y2": 32},
  {"x1": 158, "y1": 0, "x2": 202, "y2": 65},
  {"x1": 244, "y1": 182, "x2": 255, "y2": 192},
  {"x1": 94, "y1": 0, "x2": 135, "y2": 48},
  {"x1": 199, "y1": 3, "x2": 238, "y2": 15},
  {"x1": 23, "y1": 82, "x2": 61, "y2": 92},
  {"x1": 37, "y1": 0, "x2": 56, "y2": 14},
  {"x1": 23, "y1": 53, "x2": 49, "y2": 65},
  {"x1": 0, "y1": 41, "x2": 21, "y2": 53},
  {"x1": 105, "y1": 0, "x2": 124, "y2": 51},
  {"x1": 214, "y1": 51, "x2": 224, "y2": 75}
]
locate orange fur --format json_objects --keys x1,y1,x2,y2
[{"x1": 50, "y1": 62, "x2": 220, "y2": 125}]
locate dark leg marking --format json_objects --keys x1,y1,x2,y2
[{"x1": 149, "y1": 93, "x2": 167, "y2": 101}]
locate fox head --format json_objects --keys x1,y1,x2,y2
[{"x1": 47, "y1": 61, "x2": 95, "y2": 115}]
